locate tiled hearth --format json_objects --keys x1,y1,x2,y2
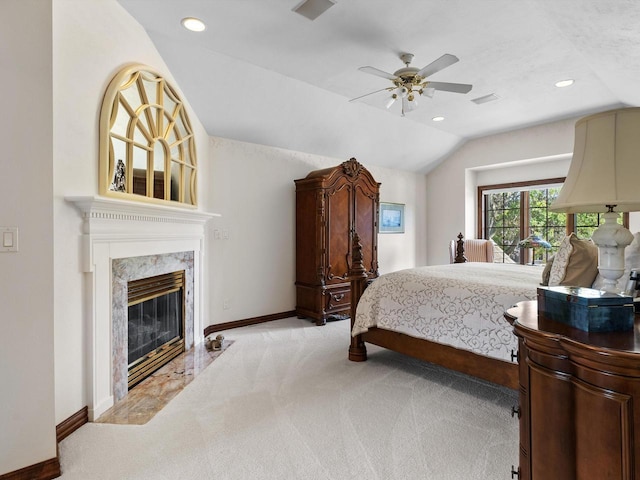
[
  {"x1": 96, "y1": 341, "x2": 232, "y2": 425},
  {"x1": 66, "y1": 195, "x2": 218, "y2": 420}
]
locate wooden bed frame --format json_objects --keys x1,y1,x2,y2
[{"x1": 347, "y1": 233, "x2": 519, "y2": 390}]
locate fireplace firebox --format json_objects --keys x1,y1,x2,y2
[{"x1": 127, "y1": 271, "x2": 185, "y2": 389}]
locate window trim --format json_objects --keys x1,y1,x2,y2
[
  {"x1": 477, "y1": 178, "x2": 566, "y2": 239},
  {"x1": 477, "y1": 177, "x2": 629, "y2": 263}
]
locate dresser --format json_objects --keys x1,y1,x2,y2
[
  {"x1": 506, "y1": 301, "x2": 640, "y2": 480},
  {"x1": 295, "y1": 158, "x2": 380, "y2": 325}
]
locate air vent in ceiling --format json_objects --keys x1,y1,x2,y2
[
  {"x1": 292, "y1": 0, "x2": 336, "y2": 20},
  {"x1": 471, "y1": 93, "x2": 500, "y2": 105}
]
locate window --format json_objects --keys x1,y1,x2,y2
[
  {"x1": 478, "y1": 178, "x2": 627, "y2": 264},
  {"x1": 99, "y1": 65, "x2": 197, "y2": 206},
  {"x1": 484, "y1": 190, "x2": 522, "y2": 263}
]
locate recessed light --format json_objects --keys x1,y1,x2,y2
[
  {"x1": 432, "y1": 116, "x2": 445, "y2": 122},
  {"x1": 555, "y1": 79, "x2": 574, "y2": 88},
  {"x1": 181, "y1": 17, "x2": 206, "y2": 32}
]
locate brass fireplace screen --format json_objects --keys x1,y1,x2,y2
[{"x1": 127, "y1": 270, "x2": 185, "y2": 389}]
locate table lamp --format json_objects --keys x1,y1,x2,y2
[
  {"x1": 551, "y1": 107, "x2": 640, "y2": 292},
  {"x1": 518, "y1": 234, "x2": 552, "y2": 265}
]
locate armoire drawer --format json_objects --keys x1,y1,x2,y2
[{"x1": 324, "y1": 288, "x2": 351, "y2": 313}]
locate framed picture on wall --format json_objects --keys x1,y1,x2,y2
[{"x1": 379, "y1": 202, "x2": 405, "y2": 234}]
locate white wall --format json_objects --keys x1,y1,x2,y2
[
  {"x1": 207, "y1": 137, "x2": 427, "y2": 323},
  {"x1": 52, "y1": 0, "x2": 210, "y2": 426},
  {"x1": 0, "y1": 1, "x2": 56, "y2": 475},
  {"x1": 426, "y1": 118, "x2": 640, "y2": 266},
  {"x1": 426, "y1": 118, "x2": 579, "y2": 265},
  {"x1": 50, "y1": 0, "x2": 424, "y2": 442},
  {"x1": 369, "y1": 164, "x2": 428, "y2": 273}
]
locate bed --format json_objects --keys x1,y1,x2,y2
[{"x1": 347, "y1": 234, "x2": 542, "y2": 389}]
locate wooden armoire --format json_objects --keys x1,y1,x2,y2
[{"x1": 295, "y1": 158, "x2": 380, "y2": 326}]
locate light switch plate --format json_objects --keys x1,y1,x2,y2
[{"x1": 1, "y1": 227, "x2": 18, "y2": 252}]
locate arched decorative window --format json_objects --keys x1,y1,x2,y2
[{"x1": 100, "y1": 65, "x2": 197, "y2": 206}]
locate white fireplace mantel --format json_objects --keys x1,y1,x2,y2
[
  {"x1": 66, "y1": 194, "x2": 219, "y2": 231},
  {"x1": 66, "y1": 195, "x2": 220, "y2": 420},
  {"x1": 66, "y1": 195, "x2": 220, "y2": 270}
]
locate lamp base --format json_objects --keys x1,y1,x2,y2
[{"x1": 591, "y1": 211, "x2": 634, "y2": 293}]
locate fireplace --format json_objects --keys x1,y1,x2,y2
[
  {"x1": 66, "y1": 195, "x2": 218, "y2": 420},
  {"x1": 127, "y1": 271, "x2": 186, "y2": 389},
  {"x1": 112, "y1": 251, "x2": 195, "y2": 403}
]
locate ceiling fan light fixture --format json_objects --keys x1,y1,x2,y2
[
  {"x1": 403, "y1": 98, "x2": 417, "y2": 114},
  {"x1": 422, "y1": 87, "x2": 436, "y2": 98},
  {"x1": 352, "y1": 52, "x2": 472, "y2": 116},
  {"x1": 292, "y1": 0, "x2": 336, "y2": 20},
  {"x1": 181, "y1": 17, "x2": 206, "y2": 32}
]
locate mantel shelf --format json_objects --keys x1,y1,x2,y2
[{"x1": 65, "y1": 195, "x2": 220, "y2": 227}]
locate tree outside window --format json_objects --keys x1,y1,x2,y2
[
  {"x1": 528, "y1": 187, "x2": 566, "y2": 263},
  {"x1": 478, "y1": 178, "x2": 616, "y2": 264}
]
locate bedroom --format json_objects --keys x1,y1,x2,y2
[{"x1": 3, "y1": 0, "x2": 640, "y2": 478}]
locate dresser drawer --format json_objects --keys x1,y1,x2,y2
[{"x1": 324, "y1": 287, "x2": 351, "y2": 313}]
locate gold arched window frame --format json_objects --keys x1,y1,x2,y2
[{"x1": 100, "y1": 64, "x2": 197, "y2": 206}]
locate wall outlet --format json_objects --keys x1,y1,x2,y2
[{"x1": 223, "y1": 299, "x2": 230, "y2": 310}]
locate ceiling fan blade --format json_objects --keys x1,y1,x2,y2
[
  {"x1": 416, "y1": 54, "x2": 459, "y2": 78},
  {"x1": 426, "y1": 81, "x2": 473, "y2": 94},
  {"x1": 358, "y1": 66, "x2": 398, "y2": 81},
  {"x1": 349, "y1": 87, "x2": 393, "y2": 102}
]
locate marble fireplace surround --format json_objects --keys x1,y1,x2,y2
[
  {"x1": 112, "y1": 251, "x2": 194, "y2": 403},
  {"x1": 67, "y1": 195, "x2": 218, "y2": 420}
]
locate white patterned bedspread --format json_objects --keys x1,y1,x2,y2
[{"x1": 352, "y1": 263, "x2": 541, "y2": 362}]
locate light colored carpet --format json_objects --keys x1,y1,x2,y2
[{"x1": 59, "y1": 317, "x2": 519, "y2": 479}]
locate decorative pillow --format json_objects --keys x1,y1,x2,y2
[
  {"x1": 541, "y1": 255, "x2": 555, "y2": 286},
  {"x1": 548, "y1": 235, "x2": 573, "y2": 286},
  {"x1": 548, "y1": 234, "x2": 599, "y2": 288},
  {"x1": 561, "y1": 235, "x2": 599, "y2": 287}
]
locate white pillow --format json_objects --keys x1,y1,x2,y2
[{"x1": 548, "y1": 235, "x2": 573, "y2": 286}]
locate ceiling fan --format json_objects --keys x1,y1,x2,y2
[{"x1": 351, "y1": 53, "x2": 473, "y2": 116}]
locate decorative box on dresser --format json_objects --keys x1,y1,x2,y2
[
  {"x1": 506, "y1": 300, "x2": 640, "y2": 480},
  {"x1": 295, "y1": 158, "x2": 380, "y2": 326}
]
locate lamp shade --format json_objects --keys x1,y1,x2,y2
[{"x1": 551, "y1": 107, "x2": 640, "y2": 213}]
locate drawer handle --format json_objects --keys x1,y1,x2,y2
[
  {"x1": 510, "y1": 349, "x2": 519, "y2": 363},
  {"x1": 333, "y1": 293, "x2": 345, "y2": 301},
  {"x1": 511, "y1": 405, "x2": 521, "y2": 419},
  {"x1": 511, "y1": 466, "x2": 520, "y2": 479}
]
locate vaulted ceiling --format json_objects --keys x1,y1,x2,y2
[{"x1": 118, "y1": 0, "x2": 640, "y2": 172}]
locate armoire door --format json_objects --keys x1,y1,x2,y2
[
  {"x1": 353, "y1": 182, "x2": 378, "y2": 278},
  {"x1": 325, "y1": 180, "x2": 351, "y2": 285}
]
